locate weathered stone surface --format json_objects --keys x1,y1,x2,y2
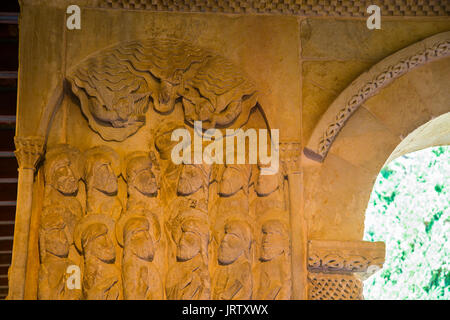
[
  {"x1": 328, "y1": 107, "x2": 402, "y2": 173},
  {"x1": 9, "y1": 0, "x2": 450, "y2": 301},
  {"x1": 304, "y1": 153, "x2": 375, "y2": 241},
  {"x1": 301, "y1": 19, "x2": 450, "y2": 61},
  {"x1": 302, "y1": 60, "x2": 372, "y2": 143}
]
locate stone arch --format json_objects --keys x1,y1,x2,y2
[
  {"x1": 304, "y1": 35, "x2": 450, "y2": 242},
  {"x1": 305, "y1": 31, "x2": 450, "y2": 162}
]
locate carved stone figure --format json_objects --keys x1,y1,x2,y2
[
  {"x1": 74, "y1": 215, "x2": 122, "y2": 300},
  {"x1": 38, "y1": 208, "x2": 81, "y2": 300},
  {"x1": 256, "y1": 218, "x2": 291, "y2": 300},
  {"x1": 253, "y1": 162, "x2": 286, "y2": 216},
  {"x1": 213, "y1": 220, "x2": 253, "y2": 300},
  {"x1": 68, "y1": 38, "x2": 258, "y2": 141},
  {"x1": 43, "y1": 145, "x2": 83, "y2": 234},
  {"x1": 83, "y1": 146, "x2": 122, "y2": 220},
  {"x1": 154, "y1": 121, "x2": 188, "y2": 205},
  {"x1": 213, "y1": 164, "x2": 252, "y2": 220},
  {"x1": 166, "y1": 209, "x2": 210, "y2": 300},
  {"x1": 117, "y1": 212, "x2": 163, "y2": 300},
  {"x1": 176, "y1": 163, "x2": 211, "y2": 212},
  {"x1": 123, "y1": 151, "x2": 160, "y2": 212}
]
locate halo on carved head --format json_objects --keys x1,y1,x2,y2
[
  {"x1": 116, "y1": 210, "x2": 161, "y2": 247},
  {"x1": 44, "y1": 144, "x2": 82, "y2": 184},
  {"x1": 122, "y1": 151, "x2": 160, "y2": 184},
  {"x1": 217, "y1": 161, "x2": 252, "y2": 195},
  {"x1": 213, "y1": 211, "x2": 253, "y2": 245},
  {"x1": 82, "y1": 146, "x2": 120, "y2": 180},
  {"x1": 74, "y1": 214, "x2": 115, "y2": 253}
]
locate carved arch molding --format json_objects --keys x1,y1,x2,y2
[
  {"x1": 305, "y1": 31, "x2": 450, "y2": 162},
  {"x1": 10, "y1": 36, "x2": 386, "y2": 300}
]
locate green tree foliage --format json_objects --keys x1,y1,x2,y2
[{"x1": 363, "y1": 146, "x2": 449, "y2": 300}]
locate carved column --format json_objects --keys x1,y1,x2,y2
[
  {"x1": 280, "y1": 142, "x2": 306, "y2": 299},
  {"x1": 7, "y1": 136, "x2": 44, "y2": 300}
]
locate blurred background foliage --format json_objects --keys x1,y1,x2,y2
[{"x1": 363, "y1": 146, "x2": 449, "y2": 300}]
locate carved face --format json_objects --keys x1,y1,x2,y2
[
  {"x1": 219, "y1": 166, "x2": 243, "y2": 196},
  {"x1": 124, "y1": 218, "x2": 154, "y2": 261},
  {"x1": 83, "y1": 224, "x2": 116, "y2": 263},
  {"x1": 52, "y1": 161, "x2": 78, "y2": 195},
  {"x1": 255, "y1": 169, "x2": 279, "y2": 196},
  {"x1": 43, "y1": 227, "x2": 70, "y2": 258},
  {"x1": 131, "y1": 167, "x2": 158, "y2": 196},
  {"x1": 178, "y1": 165, "x2": 203, "y2": 196},
  {"x1": 261, "y1": 222, "x2": 287, "y2": 261},
  {"x1": 176, "y1": 222, "x2": 202, "y2": 262},
  {"x1": 91, "y1": 162, "x2": 118, "y2": 195},
  {"x1": 218, "y1": 222, "x2": 249, "y2": 265}
]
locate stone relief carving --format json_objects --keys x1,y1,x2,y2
[
  {"x1": 212, "y1": 219, "x2": 253, "y2": 300},
  {"x1": 83, "y1": 146, "x2": 122, "y2": 220},
  {"x1": 123, "y1": 151, "x2": 160, "y2": 212},
  {"x1": 38, "y1": 208, "x2": 81, "y2": 300},
  {"x1": 13, "y1": 29, "x2": 394, "y2": 300},
  {"x1": 175, "y1": 163, "x2": 212, "y2": 213},
  {"x1": 166, "y1": 209, "x2": 211, "y2": 300},
  {"x1": 117, "y1": 212, "x2": 163, "y2": 300},
  {"x1": 212, "y1": 163, "x2": 252, "y2": 222},
  {"x1": 256, "y1": 218, "x2": 291, "y2": 300},
  {"x1": 253, "y1": 162, "x2": 287, "y2": 217},
  {"x1": 68, "y1": 39, "x2": 258, "y2": 141},
  {"x1": 42, "y1": 145, "x2": 83, "y2": 235},
  {"x1": 74, "y1": 214, "x2": 122, "y2": 300}
]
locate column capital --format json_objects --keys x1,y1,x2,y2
[{"x1": 14, "y1": 136, "x2": 45, "y2": 170}]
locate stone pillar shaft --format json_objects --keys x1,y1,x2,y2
[
  {"x1": 281, "y1": 142, "x2": 307, "y2": 299},
  {"x1": 7, "y1": 136, "x2": 44, "y2": 300}
]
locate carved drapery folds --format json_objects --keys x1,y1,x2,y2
[{"x1": 307, "y1": 240, "x2": 386, "y2": 300}]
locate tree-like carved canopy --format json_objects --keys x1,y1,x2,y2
[{"x1": 67, "y1": 38, "x2": 259, "y2": 142}]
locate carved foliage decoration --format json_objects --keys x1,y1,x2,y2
[{"x1": 68, "y1": 38, "x2": 258, "y2": 141}]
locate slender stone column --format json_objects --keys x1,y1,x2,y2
[
  {"x1": 7, "y1": 136, "x2": 44, "y2": 300},
  {"x1": 280, "y1": 142, "x2": 307, "y2": 299}
]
